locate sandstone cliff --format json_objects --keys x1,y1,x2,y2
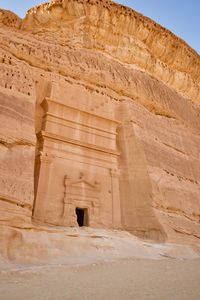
[{"x1": 0, "y1": 0, "x2": 200, "y2": 262}]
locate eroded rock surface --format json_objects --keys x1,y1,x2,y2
[{"x1": 0, "y1": 0, "x2": 200, "y2": 262}]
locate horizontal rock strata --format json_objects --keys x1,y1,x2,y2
[{"x1": 0, "y1": 0, "x2": 199, "y2": 262}]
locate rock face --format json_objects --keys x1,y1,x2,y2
[{"x1": 0, "y1": 0, "x2": 200, "y2": 261}]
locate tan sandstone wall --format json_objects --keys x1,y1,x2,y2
[
  {"x1": 0, "y1": 88, "x2": 35, "y2": 227},
  {"x1": 0, "y1": 0, "x2": 199, "y2": 247}
]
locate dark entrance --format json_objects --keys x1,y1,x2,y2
[{"x1": 76, "y1": 208, "x2": 88, "y2": 227}]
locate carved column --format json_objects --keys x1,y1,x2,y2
[
  {"x1": 62, "y1": 175, "x2": 73, "y2": 226},
  {"x1": 110, "y1": 168, "x2": 122, "y2": 228},
  {"x1": 33, "y1": 152, "x2": 54, "y2": 223}
]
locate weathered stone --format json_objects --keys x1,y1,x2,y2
[{"x1": 0, "y1": 0, "x2": 199, "y2": 262}]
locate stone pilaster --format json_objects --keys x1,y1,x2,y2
[
  {"x1": 110, "y1": 168, "x2": 121, "y2": 228},
  {"x1": 33, "y1": 152, "x2": 55, "y2": 223},
  {"x1": 62, "y1": 175, "x2": 72, "y2": 226}
]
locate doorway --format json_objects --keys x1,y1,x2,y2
[{"x1": 76, "y1": 208, "x2": 88, "y2": 227}]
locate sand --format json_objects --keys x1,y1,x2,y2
[
  {"x1": 1, "y1": 229, "x2": 200, "y2": 299},
  {"x1": 0, "y1": 258, "x2": 200, "y2": 300}
]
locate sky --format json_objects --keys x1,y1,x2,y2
[{"x1": 0, "y1": 0, "x2": 199, "y2": 53}]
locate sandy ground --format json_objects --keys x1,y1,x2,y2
[
  {"x1": 0, "y1": 258, "x2": 200, "y2": 300},
  {"x1": 1, "y1": 228, "x2": 200, "y2": 299}
]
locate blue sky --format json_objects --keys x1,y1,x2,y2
[{"x1": 0, "y1": 0, "x2": 199, "y2": 53}]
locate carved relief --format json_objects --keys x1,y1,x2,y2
[
  {"x1": 33, "y1": 97, "x2": 120, "y2": 228},
  {"x1": 110, "y1": 168, "x2": 121, "y2": 178},
  {"x1": 38, "y1": 151, "x2": 55, "y2": 164},
  {"x1": 62, "y1": 173, "x2": 101, "y2": 227}
]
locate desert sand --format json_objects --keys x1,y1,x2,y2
[
  {"x1": 0, "y1": 258, "x2": 200, "y2": 300},
  {"x1": 1, "y1": 228, "x2": 200, "y2": 300}
]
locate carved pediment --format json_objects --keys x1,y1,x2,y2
[
  {"x1": 64, "y1": 173, "x2": 100, "y2": 192},
  {"x1": 66, "y1": 179, "x2": 100, "y2": 191},
  {"x1": 63, "y1": 175, "x2": 101, "y2": 206}
]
